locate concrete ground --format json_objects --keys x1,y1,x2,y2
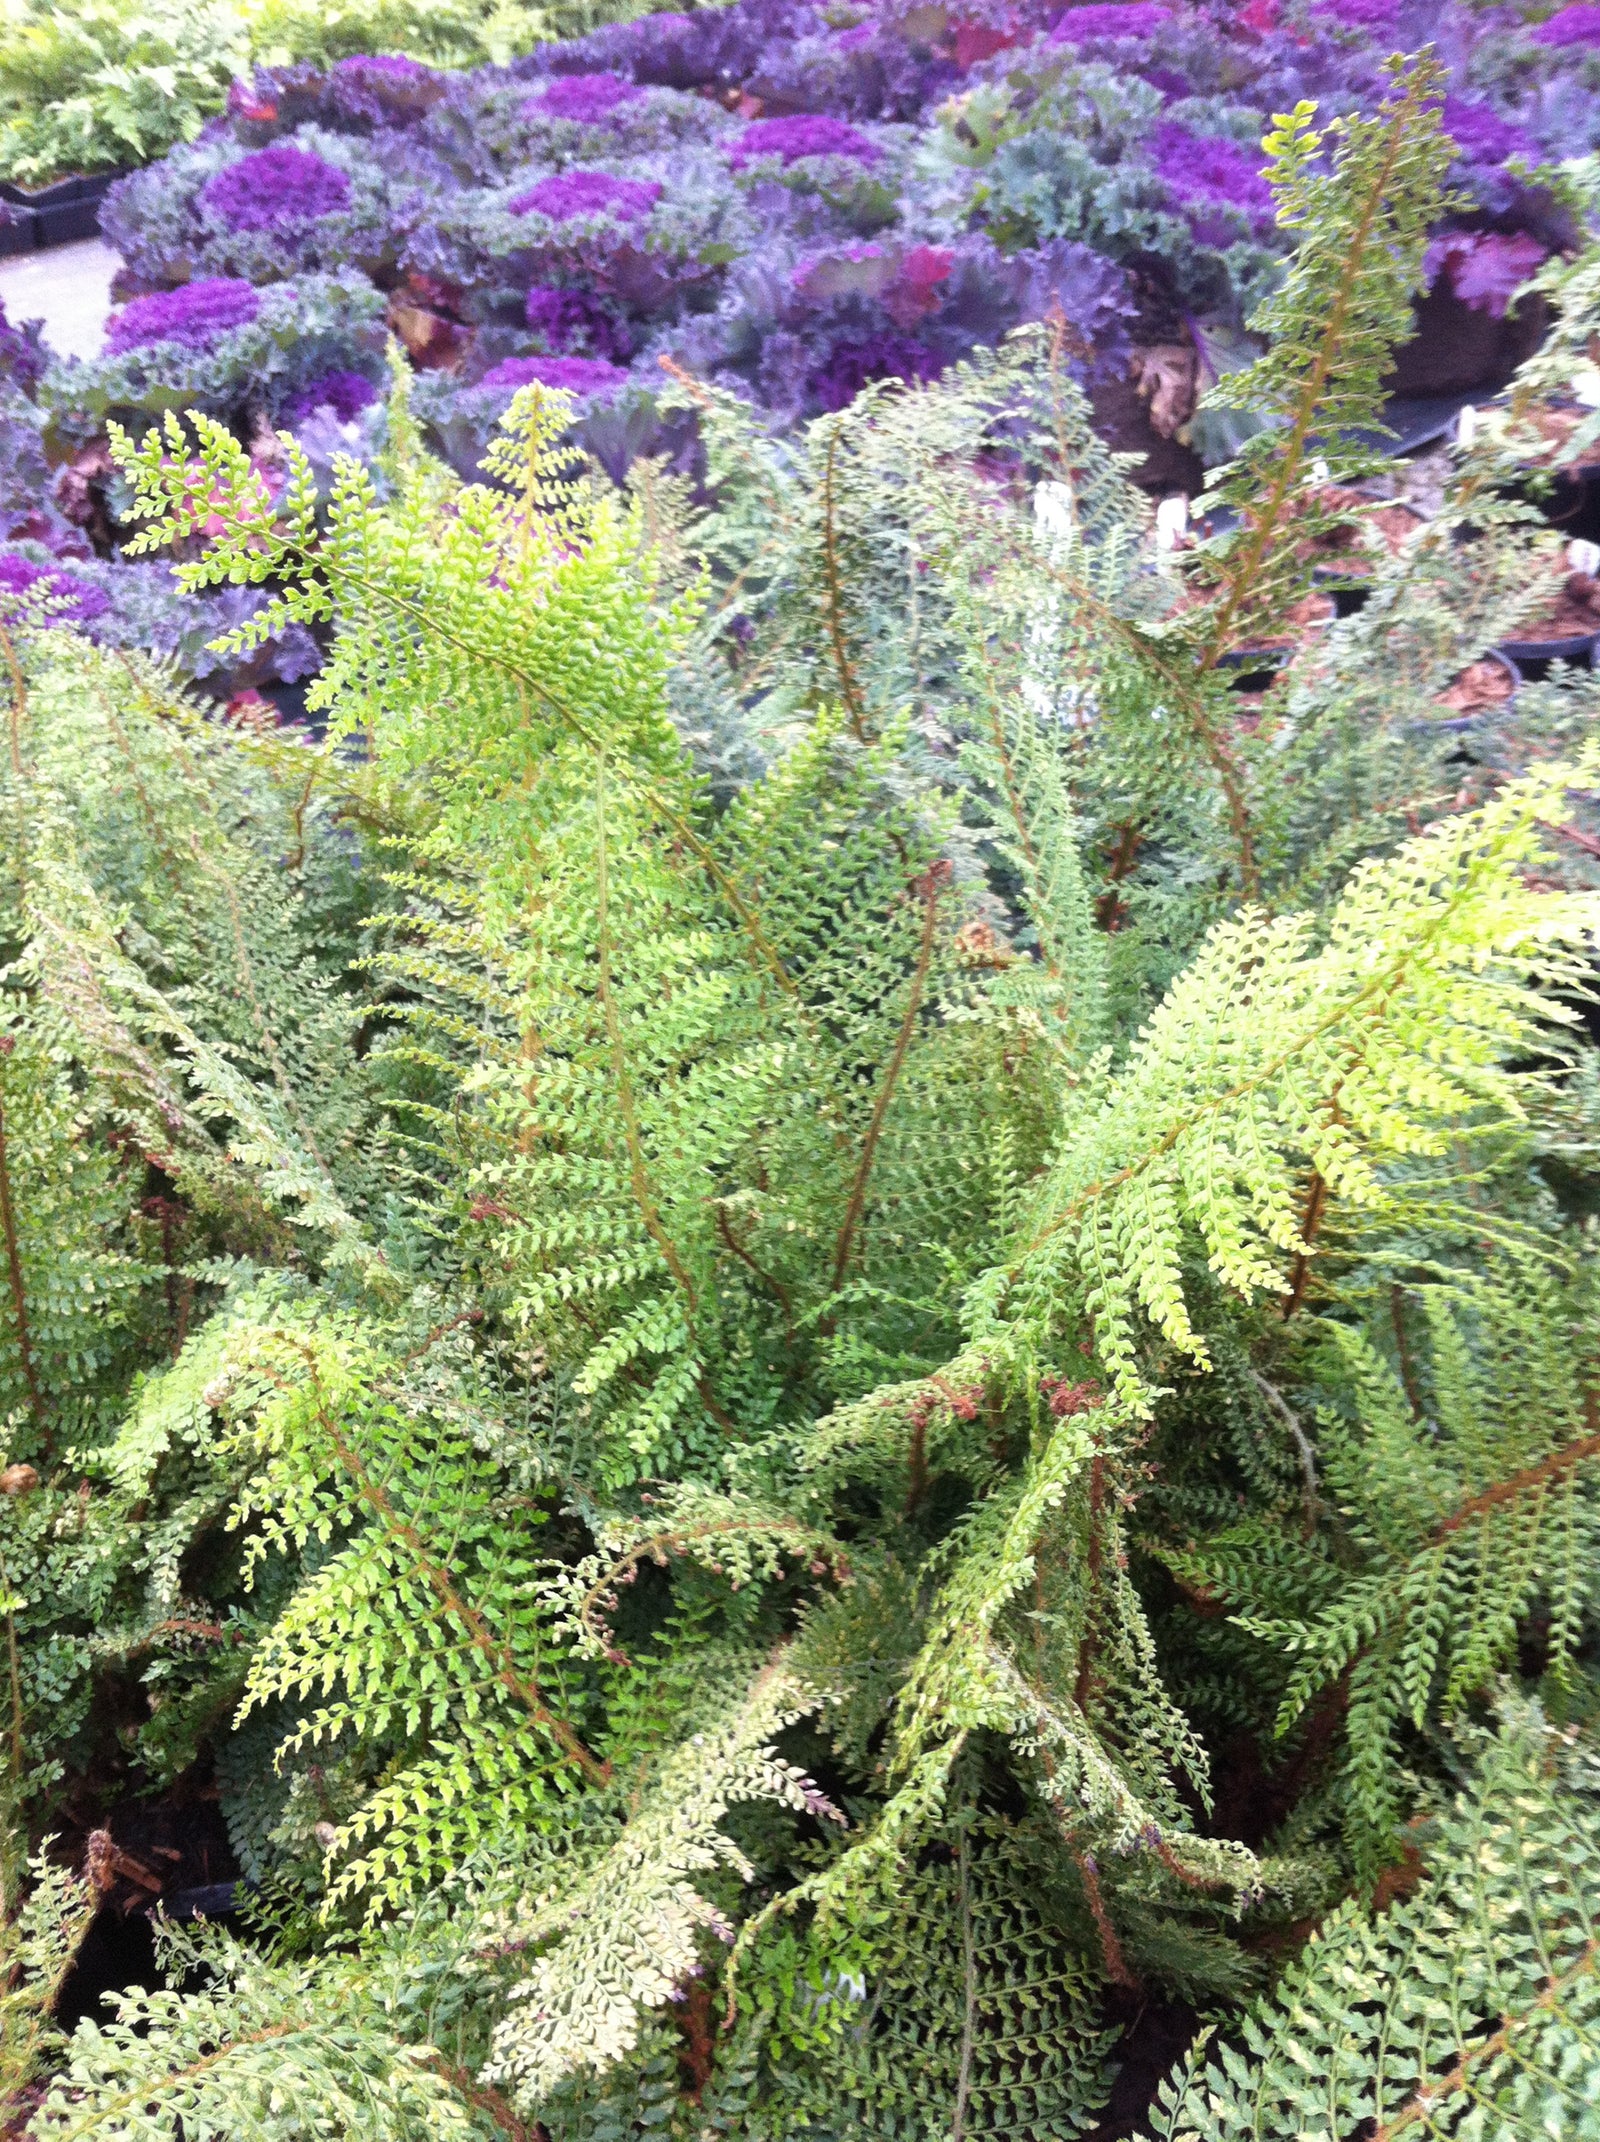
[{"x1": 0, "y1": 238, "x2": 119, "y2": 360}]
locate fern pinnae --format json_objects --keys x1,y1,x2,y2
[{"x1": 1193, "y1": 55, "x2": 1457, "y2": 672}]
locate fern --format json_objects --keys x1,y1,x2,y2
[
  {"x1": 1167, "y1": 1264, "x2": 1600, "y2": 1871},
  {"x1": 1147, "y1": 1706, "x2": 1600, "y2": 2142},
  {"x1": 2, "y1": 67, "x2": 1599, "y2": 2142}
]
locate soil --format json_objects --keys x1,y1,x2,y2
[
  {"x1": 1082, "y1": 1994, "x2": 1204, "y2": 2139},
  {"x1": 1509, "y1": 568, "x2": 1600, "y2": 645},
  {"x1": 1435, "y1": 658, "x2": 1515, "y2": 715},
  {"x1": 52, "y1": 1770, "x2": 244, "y2": 2030},
  {"x1": 1302, "y1": 486, "x2": 1426, "y2": 568},
  {"x1": 1384, "y1": 277, "x2": 1546, "y2": 398},
  {"x1": 1232, "y1": 590, "x2": 1337, "y2": 661},
  {"x1": 1090, "y1": 367, "x2": 1205, "y2": 496},
  {"x1": 1516, "y1": 403, "x2": 1600, "y2": 475}
]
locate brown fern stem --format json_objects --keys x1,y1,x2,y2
[
  {"x1": 905, "y1": 1413, "x2": 928, "y2": 1518},
  {"x1": 1280, "y1": 1169, "x2": 1329, "y2": 1318},
  {"x1": 285, "y1": 1347, "x2": 611, "y2": 1786},
  {"x1": 714, "y1": 1205, "x2": 797, "y2": 1346},
  {"x1": 1389, "y1": 1282, "x2": 1425, "y2": 1418},
  {"x1": 427, "y1": 2056, "x2": 542, "y2": 2141},
  {"x1": 1094, "y1": 823, "x2": 1142, "y2": 933},
  {"x1": 0, "y1": 1092, "x2": 43, "y2": 1434},
  {"x1": 1195, "y1": 86, "x2": 1423, "y2": 673},
  {"x1": 1371, "y1": 1939, "x2": 1599, "y2": 2141},
  {"x1": 1076, "y1": 1850, "x2": 1137, "y2": 1989},
  {"x1": 0, "y1": 618, "x2": 25, "y2": 780},
  {"x1": 829, "y1": 864, "x2": 946, "y2": 1297},
  {"x1": 1431, "y1": 1394, "x2": 1600, "y2": 1546},
  {"x1": 820, "y1": 421, "x2": 870, "y2": 741}
]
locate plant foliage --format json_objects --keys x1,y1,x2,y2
[{"x1": 0, "y1": 60, "x2": 1598, "y2": 2142}]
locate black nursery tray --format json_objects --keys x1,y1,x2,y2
[{"x1": 0, "y1": 170, "x2": 125, "y2": 256}]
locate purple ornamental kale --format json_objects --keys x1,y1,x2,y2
[
  {"x1": 1014, "y1": 238, "x2": 1134, "y2": 374},
  {"x1": 1050, "y1": 4, "x2": 1173, "y2": 41},
  {"x1": 530, "y1": 72, "x2": 644, "y2": 121},
  {"x1": 1308, "y1": 0, "x2": 1401, "y2": 28},
  {"x1": 479, "y1": 354, "x2": 628, "y2": 395},
  {"x1": 794, "y1": 242, "x2": 956, "y2": 326},
  {"x1": 0, "y1": 553, "x2": 111, "y2": 624},
  {"x1": 286, "y1": 369, "x2": 379, "y2": 424},
  {"x1": 525, "y1": 285, "x2": 632, "y2": 362},
  {"x1": 1150, "y1": 123, "x2": 1275, "y2": 242},
  {"x1": 1534, "y1": 4, "x2": 1600, "y2": 46},
  {"x1": 199, "y1": 145, "x2": 352, "y2": 233},
  {"x1": 1426, "y1": 230, "x2": 1547, "y2": 317},
  {"x1": 534, "y1": 4, "x2": 787, "y2": 94},
  {"x1": 0, "y1": 300, "x2": 44, "y2": 395},
  {"x1": 727, "y1": 115, "x2": 883, "y2": 168},
  {"x1": 509, "y1": 171, "x2": 663, "y2": 220},
  {"x1": 1439, "y1": 96, "x2": 1538, "y2": 167},
  {"x1": 809, "y1": 330, "x2": 945, "y2": 411},
  {"x1": 104, "y1": 278, "x2": 262, "y2": 355},
  {"x1": 327, "y1": 53, "x2": 445, "y2": 125}
]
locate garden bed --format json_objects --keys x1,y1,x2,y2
[{"x1": 1, "y1": 0, "x2": 1594, "y2": 707}]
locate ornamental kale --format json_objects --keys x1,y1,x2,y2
[
  {"x1": 17, "y1": 0, "x2": 1589, "y2": 720},
  {"x1": 0, "y1": 300, "x2": 46, "y2": 398},
  {"x1": 198, "y1": 144, "x2": 353, "y2": 233},
  {"x1": 103, "y1": 278, "x2": 262, "y2": 356},
  {"x1": 286, "y1": 369, "x2": 382, "y2": 424},
  {"x1": 479, "y1": 353, "x2": 628, "y2": 392},
  {"x1": 1440, "y1": 94, "x2": 1538, "y2": 168},
  {"x1": 69, "y1": 0, "x2": 1577, "y2": 487},
  {"x1": 509, "y1": 170, "x2": 664, "y2": 219},
  {"x1": 1151, "y1": 121, "x2": 1276, "y2": 240},
  {"x1": 528, "y1": 72, "x2": 644, "y2": 122},
  {"x1": 726, "y1": 115, "x2": 885, "y2": 168},
  {"x1": 0, "y1": 550, "x2": 111, "y2": 625},
  {"x1": 1533, "y1": 4, "x2": 1600, "y2": 49},
  {"x1": 48, "y1": 273, "x2": 387, "y2": 440},
  {"x1": 1051, "y1": 5, "x2": 1176, "y2": 43}
]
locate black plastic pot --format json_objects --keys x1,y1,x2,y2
[
  {"x1": 1486, "y1": 400, "x2": 1600, "y2": 546},
  {"x1": 0, "y1": 169, "x2": 126, "y2": 254},
  {"x1": 1498, "y1": 613, "x2": 1598, "y2": 673}
]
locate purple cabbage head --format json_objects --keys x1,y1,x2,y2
[
  {"x1": 287, "y1": 369, "x2": 379, "y2": 423},
  {"x1": 0, "y1": 553, "x2": 111, "y2": 624},
  {"x1": 1050, "y1": 5, "x2": 1173, "y2": 41},
  {"x1": 529, "y1": 72, "x2": 644, "y2": 121},
  {"x1": 1151, "y1": 123, "x2": 1275, "y2": 242},
  {"x1": 1439, "y1": 96, "x2": 1538, "y2": 167},
  {"x1": 479, "y1": 354, "x2": 630, "y2": 395},
  {"x1": 727, "y1": 115, "x2": 883, "y2": 168},
  {"x1": 1533, "y1": 4, "x2": 1600, "y2": 46},
  {"x1": 200, "y1": 145, "x2": 352, "y2": 233},
  {"x1": 525, "y1": 285, "x2": 632, "y2": 361},
  {"x1": 104, "y1": 277, "x2": 261, "y2": 355},
  {"x1": 509, "y1": 171, "x2": 663, "y2": 220}
]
